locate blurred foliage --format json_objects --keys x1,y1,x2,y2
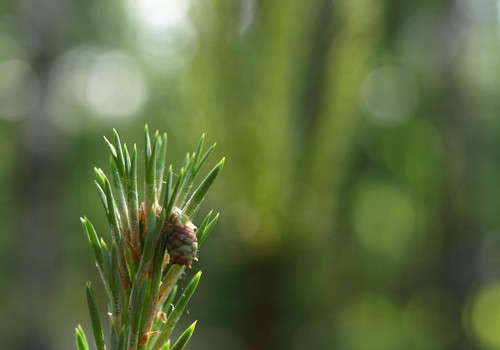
[{"x1": 2, "y1": 0, "x2": 500, "y2": 349}]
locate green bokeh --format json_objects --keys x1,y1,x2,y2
[{"x1": 0, "y1": 0, "x2": 498, "y2": 349}]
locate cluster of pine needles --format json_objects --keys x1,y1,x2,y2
[{"x1": 76, "y1": 126, "x2": 224, "y2": 350}]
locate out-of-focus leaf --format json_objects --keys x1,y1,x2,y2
[
  {"x1": 156, "y1": 133, "x2": 168, "y2": 199},
  {"x1": 75, "y1": 325, "x2": 90, "y2": 350},
  {"x1": 150, "y1": 272, "x2": 202, "y2": 350},
  {"x1": 170, "y1": 321, "x2": 197, "y2": 350},
  {"x1": 198, "y1": 213, "x2": 219, "y2": 246},
  {"x1": 86, "y1": 282, "x2": 106, "y2": 350},
  {"x1": 184, "y1": 158, "x2": 224, "y2": 218}
]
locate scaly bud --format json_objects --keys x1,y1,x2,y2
[{"x1": 167, "y1": 207, "x2": 198, "y2": 268}]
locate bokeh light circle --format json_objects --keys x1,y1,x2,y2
[
  {"x1": 85, "y1": 51, "x2": 148, "y2": 119},
  {"x1": 360, "y1": 65, "x2": 419, "y2": 126},
  {"x1": 469, "y1": 282, "x2": 500, "y2": 348},
  {"x1": 353, "y1": 180, "x2": 416, "y2": 261},
  {"x1": 48, "y1": 46, "x2": 148, "y2": 131}
]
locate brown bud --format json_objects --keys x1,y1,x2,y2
[{"x1": 166, "y1": 207, "x2": 198, "y2": 267}]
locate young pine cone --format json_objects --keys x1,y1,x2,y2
[{"x1": 167, "y1": 207, "x2": 198, "y2": 268}]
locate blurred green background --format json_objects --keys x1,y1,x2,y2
[{"x1": 1, "y1": 0, "x2": 500, "y2": 349}]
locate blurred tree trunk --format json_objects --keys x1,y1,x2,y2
[
  {"x1": 15, "y1": 0, "x2": 69, "y2": 348},
  {"x1": 183, "y1": 0, "x2": 382, "y2": 348},
  {"x1": 436, "y1": 8, "x2": 478, "y2": 348},
  {"x1": 12, "y1": 0, "x2": 129, "y2": 347}
]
